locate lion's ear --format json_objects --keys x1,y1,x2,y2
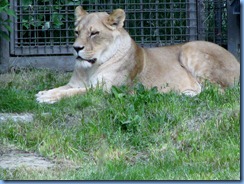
[
  {"x1": 104, "y1": 9, "x2": 125, "y2": 30},
  {"x1": 75, "y1": 6, "x2": 87, "y2": 22}
]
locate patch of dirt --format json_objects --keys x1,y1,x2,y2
[
  {"x1": 0, "y1": 113, "x2": 80, "y2": 171},
  {"x1": 0, "y1": 145, "x2": 54, "y2": 170},
  {"x1": 0, "y1": 113, "x2": 53, "y2": 170},
  {"x1": 185, "y1": 105, "x2": 240, "y2": 131}
]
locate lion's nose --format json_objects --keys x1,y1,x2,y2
[{"x1": 73, "y1": 46, "x2": 84, "y2": 53}]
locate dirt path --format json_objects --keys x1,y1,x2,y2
[
  {"x1": 0, "y1": 144, "x2": 54, "y2": 170},
  {"x1": 0, "y1": 113, "x2": 79, "y2": 171},
  {"x1": 0, "y1": 113, "x2": 54, "y2": 170}
]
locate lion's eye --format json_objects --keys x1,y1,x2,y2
[
  {"x1": 75, "y1": 31, "x2": 79, "y2": 36},
  {"x1": 90, "y1": 31, "x2": 99, "y2": 37}
]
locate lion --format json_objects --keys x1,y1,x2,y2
[{"x1": 36, "y1": 6, "x2": 240, "y2": 104}]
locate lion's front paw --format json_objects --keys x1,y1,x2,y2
[
  {"x1": 182, "y1": 89, "x2": 199, "y2": 97},
  {"x1": 35, "y1": 90, "x2": 60, "y2": 104}
]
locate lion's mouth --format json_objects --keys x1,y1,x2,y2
[{"x1": 76, "y1": 56, "x2": 97, "y2": 64}]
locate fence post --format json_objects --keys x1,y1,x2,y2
[
  {"x1": 227, "y1": 0, "x2": 240, "y2": 61},
  {"x1": 187, "y1": 0, "x2": 197, "y2": 41},
  {"x1": 214, "y1": 1, "x2": 223, "y2": 45},
  {"x1": 0, "y1": 12, "x2": 10, "y2": 73},
  {"x1": 197, "y1": 0, "x2": 205, "y2": 40}
]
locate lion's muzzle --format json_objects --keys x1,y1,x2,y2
[{"x1": 74, "y1": 46, "x2": 97, "y2": 64}]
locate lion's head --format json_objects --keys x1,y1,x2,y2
[{"x1": 73, "y1": 6, "x2": 131, "y2": 68}]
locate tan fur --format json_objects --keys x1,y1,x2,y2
[{"x1": 36, "y1": 7, "x2": 240, "y2": 103}]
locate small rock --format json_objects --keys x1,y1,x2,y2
[{"x1": 0, "y1": 113, "x2": 34, "y2": 123}]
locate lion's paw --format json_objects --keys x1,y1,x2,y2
[
  {"x1": 182, "y1": 89, "x2": 199, "y2": 97},
  {"x1": 35, "y1": 90, "x2": 60, "y2": 104}
]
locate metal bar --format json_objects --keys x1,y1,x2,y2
[
  {"x1": 50, "y1": 0, "x2": 54, "y2": 54},
  {"x1": 65, "y1": 0, "x2": 69, "y2": 53},
  {"x1": 155, "y1": 0, "x2": 160, "y2": 46},
  {"x1": 170, "y1": 1, "x2": 173, "y2": 44},
  {"x1": 33, "y1": 0, "x2": 38, "y2": 54},
  {"x1": 197, "y1": 0, "x2": 205, "y2": 40},
  {"x1": 214, "y1": 1, "x2": 222, "y2": 45},
  {"x1": 187, "y1": 0, "x2": 197, "y2": 41},
  {"x1": 140, "y1": 0, "x2": 144, "y2": 46},
  {"x1": 227, "y1": 1, "x2": 240, "y2": 61},
  {"x1": 10, "y1": 0, "x2": 16, "y2": 55}
]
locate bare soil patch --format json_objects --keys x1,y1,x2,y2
[{"x1": 0, "y1": 144, "x2": 54, "y2": 170}]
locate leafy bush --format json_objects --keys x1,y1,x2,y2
[{"x1": 0, "y1": 0, "x2": 16, "y2": 40}]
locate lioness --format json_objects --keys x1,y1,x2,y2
[{"x1": 36, "y1": 6, "x2": 240, "y2": 104}]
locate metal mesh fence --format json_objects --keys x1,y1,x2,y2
[
  {"x1": 197, "y1": 0, "x2": 228, "y2": 46},
  {"x1": 9, "y1": 0, "x2": 227, "y2": 56}
]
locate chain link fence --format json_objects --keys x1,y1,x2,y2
[{"x1": 9, "y1": 0, "x2": 228, "y2": 56}]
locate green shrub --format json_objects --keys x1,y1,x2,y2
[{"x1": 0, "y1": 0, "x2": 16, "y2": 40}]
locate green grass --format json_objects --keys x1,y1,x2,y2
[{"x1": 0, "y1": 69, "x2": 240, "y2": 180}]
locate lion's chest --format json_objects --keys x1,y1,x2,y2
[{"x1": 88, "y1": 61, "x2": 129, "y2": 88}]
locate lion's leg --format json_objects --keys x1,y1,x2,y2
[
  {"x1": 179, "y1": 42, "x2": 240, "y2": 88},
  {"x1": 36, "y1": 85, "x2": 87, "y2": 104}
]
